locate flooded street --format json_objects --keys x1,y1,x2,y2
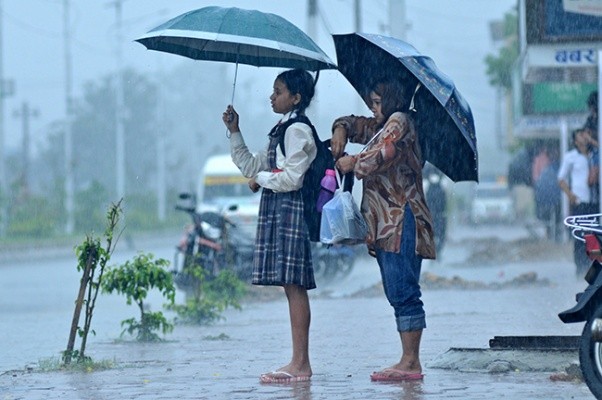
[{"x1": 0, "y1": 221, "x2": 595, "y2": 399}]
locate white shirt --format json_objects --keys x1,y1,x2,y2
[
  {"x1": 229, "y1": 112, "x2": 317, "y2": 193},
  {"x1": 557, "y1": 148, "x2": 591, "y2": 203}
]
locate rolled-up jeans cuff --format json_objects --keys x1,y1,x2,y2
[{"x1": 396, "y1": 313, "x2": 426, "y2": 332}]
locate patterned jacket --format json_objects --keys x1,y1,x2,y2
[{"x1": 332, "y1": 112, "x2": 436, "y2": 259}]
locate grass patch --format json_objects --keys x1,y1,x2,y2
[{"x1": 38, "y1": 356, "x2": 116, "y2": 373}]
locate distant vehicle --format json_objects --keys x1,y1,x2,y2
[
  {"x1": 470, "y1": 182, "x2": 515, "y2": 224},
  {"x1": 197, "y1": 153, "x2": 260, "y2": 238}
]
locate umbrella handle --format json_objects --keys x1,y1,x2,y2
[
  {"x1": 225, "y1": 62, "x2": 239, "y2": 139},
  {"x1": 409, "y1": 83, "x2": 421, "y2": 112}
]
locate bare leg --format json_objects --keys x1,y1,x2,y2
[
  {"x1": 261, "y1": 284, "x2": 312, "y2": 380},
  {"x1": 393, "y1": 330, "x2": 422, "y2": 373}
]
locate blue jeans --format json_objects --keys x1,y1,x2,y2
[{"x1": 375, "y1": 204, "x2": 426, "y2": 332}]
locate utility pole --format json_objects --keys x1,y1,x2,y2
[
  {"x1": 307, "y1": 0, "x2": 321, "y2": 126},
  {"x1": 156, "y1": 65, "x2": 166, "y2": 222},
  {"x1": 354, "y1": 0, "x2": 362, "y2": 33},
  {"x1": 389, "y1": 0, "x2": 407, "y2": 40},
  {"x1": 63, "y1": 0, "x2": 75, "y2": 234},
  {"x1": 489, "y1": 20, "x2": 506, "y2": 151},
  {"x1": 307, "y1": 0, "x2": 318, "y2": 41},
  {"x1": 0, "y1": 0, "x2": 7, "y2": 236},
  {"x1": 13, "y1": 102, "x2": 38, "y2": 195},
  {"x1": 108, "y1": 0, "x2": 126, "y2": 202}
]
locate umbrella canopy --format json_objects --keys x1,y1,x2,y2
[
  {"x1": 136, "y1": 6, "x2": 336, "y2": 71},
  {"x1": 332, "y1": 33, "x2": 478, "y2": 182}
]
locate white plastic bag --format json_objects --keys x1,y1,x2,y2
[{"x1": 320, "y1": 173, "x2": 367, "y2": 245}]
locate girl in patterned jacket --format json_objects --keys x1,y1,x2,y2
[{"x1": 331, "y1": 77, "x2": 436, "y2": 382}]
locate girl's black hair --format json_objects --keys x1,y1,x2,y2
[
  {"x1": 372, "y1": 77, "x2": 418, "y2": 121},
  {"x1": 588, "y1": 91, "x2": 598, "y2": 108},
  {"x1": 572, "y1": 128, "x2": 585, "y2": 143},
  {"x1": 276, "y1": 69, "x2": 316, "y2": 114}
]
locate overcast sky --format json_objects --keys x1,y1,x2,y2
[{"x1": 1, "y1": 0, "x2": 516, "y2": 175}]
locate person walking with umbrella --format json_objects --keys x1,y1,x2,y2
[
  {"x1": 331, "y1": 77, "x2": 436, "y2": 382},
  {"x1": 222, "y1": 68, "x2": 318, "y2": 384}
]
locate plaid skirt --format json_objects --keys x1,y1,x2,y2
[{"x1": 252, "y1": 188, "x2": 316, "y2": 290}]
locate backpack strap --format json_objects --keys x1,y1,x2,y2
[
  {"x1": 276, "y1": 115, "x2": 321, "y2": 157},
  {"x1": 277, "y1": 116, "x2": 352, "y2": 193}
]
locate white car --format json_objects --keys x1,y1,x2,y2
[{"x1": 470, "y1": 183, "x2": 515, "y2": 224}]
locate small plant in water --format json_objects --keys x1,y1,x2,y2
[
  {"x1": 168, "y1": 262, "x2": 246, "y2": 325},
  {"x1": 102, "y1": 253, "x2": 176, "y2": 341},
  {"x1": 63, "y1": 200, "x2": 122, "y2": 365}
]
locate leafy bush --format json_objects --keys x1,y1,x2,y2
[
  {"x1": 102, "y1": 253, "x2": 176, "y2": 342},
  {"x1": 8, "y1": 195, "x2": 58, "y2": 238},
  {"x1": 168, "y1": 265, "x2": 246, "y2": 325}
]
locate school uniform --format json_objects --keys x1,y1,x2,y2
[{"x1": 229, "y1": 111, "x2": 317, "y2": 289}]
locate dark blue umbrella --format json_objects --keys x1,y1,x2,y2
[{"x1": 332, "y1": 33, "x2": 478, "y2": 182}]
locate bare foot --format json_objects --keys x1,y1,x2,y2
[
  {"x1": 260, "y1": 371, "x2": 311, "y2": 383},
  {"x1": 386, "y1": 361, "x2": 422, "y2": 375},
  {"x1": 370, "y1": 368, "x2": 424, "y2": 382},
  {"x1": 260, "y1": 362, "x2": 312, "y2": 383}
]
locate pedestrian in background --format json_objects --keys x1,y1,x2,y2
[
  {"x1": 222, "y1": 68, "x2": 318, "y2": 384},
  {"x1": 425, "y1": 166, "x2": 447, "y2": 255},
  {"x1": 584, "y1": 91, "x2": 598, "y2": 142},
  {"x1": 331, "y1": 77, "x2": 435, "y2": 382},
  {"x1": 558, "y1": 128, "x2": 600, "y2": 276},
  {"x1": 534, "y1": 144, "x2": 561, "y2": 241}
]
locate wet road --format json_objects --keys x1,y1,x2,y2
[{"x1": 0, "y1": 221, "x2": 596, "y2": 399}]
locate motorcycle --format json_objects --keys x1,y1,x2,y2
[
  {"x1": 172, "y1": 193, "x2": 254, "y2": 293},
  {"x1": 424, "y1": 167, "x2": 447, "y2": 255},
  {"x1": 311, "y1": 242, "x2": 357, "y2": 283},
  {"x1": 559, "y1": 213, "x2": 602, "y2": 398}
]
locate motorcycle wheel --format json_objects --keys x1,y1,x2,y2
[
  {"x1": 579, "y1": 304, "x2": 602, "y2": 399},
  {"x1": 232, "y1": 252, "x2": 253, "y2": 281},
  {"x1": 336, "y1": 254, "x2": 355, "y2": 279}
]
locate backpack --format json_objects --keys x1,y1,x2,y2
[{"x1": 275, "y1": 115, "x2": 336, "y2": 242}]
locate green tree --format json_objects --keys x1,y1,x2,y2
[
  {"x1": 484, "y1": 8, "x2": 519, "y2": 91},
  {"x1": 74, "y1": 180, "x2": 110, "y2": 233},
  {"x1": 70, "y1": 69, "x2": 159, "y2": 197}
]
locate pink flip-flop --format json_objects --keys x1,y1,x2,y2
[
  {"x1": 260, "y1": 370, "x2": 311, "y2": 384},
  {"x1": 370, "y1": 368, "x2": 424, "y2": 382}
]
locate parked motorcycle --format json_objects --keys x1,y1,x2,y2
[
  {"x1": 424, "y1": 166, "x2": 447, "y2": 255},
  {"x1": 311, "y1": 242, "x2": 357, "y2": 283},
  {"x1": 559, "y1": 213, "x2": 602, "y2": 398},
  {"x1": 172, "y1": 193, "x2": 254, "y2": 293}
]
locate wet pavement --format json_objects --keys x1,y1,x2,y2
[{"x1": 0, "y1": 221, "x2": 597, "y2": 399}]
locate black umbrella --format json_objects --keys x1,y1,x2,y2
[{"x1": 332, "y1": 33, "x2": 478, "y2": 182}]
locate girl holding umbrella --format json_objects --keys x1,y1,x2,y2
[{"x1": 222, "y1": 69, "x2": 318, "y2": 384}]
